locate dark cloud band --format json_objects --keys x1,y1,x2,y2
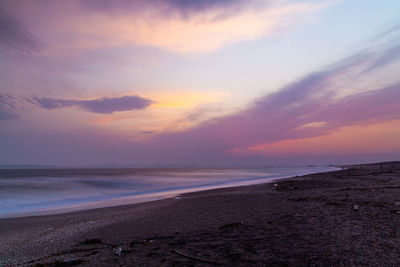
[
  {"x1": 0, "y1": 94, "x2": 20, "y2": 120},
  {"x1": 33, "y1": 95, "x2": 153, "y2": 114},
  {"x1": 83, "y1": 0, "x2": 247, "y2": 14},
  {"x1": 0, "y1": 5, "x2": 40, "y2": 54}
]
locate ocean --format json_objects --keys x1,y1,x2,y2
[{"x1": 0, "y1": 166, "x2": 337, "y2": 218}]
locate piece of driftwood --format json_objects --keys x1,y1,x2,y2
[{"x1": 172, "y1": 249, "x2": 224, "y2": 265}]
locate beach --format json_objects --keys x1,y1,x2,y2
[{"x1": 1, "y1": 162, "x2": 400, "y2": 266}]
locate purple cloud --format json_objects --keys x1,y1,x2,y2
[
  {"x1": 0, "y1": 5, "x2": 40, "y2": 55},
  {"x1": 82, "y1": 0, "x2": 251, "y2": 17},
  {"x1": 0, "y1": 94, "x2": 19, "y2": 120},
  {"x1": 33, "y1": 95, "x2": 153, "y2": 114}
]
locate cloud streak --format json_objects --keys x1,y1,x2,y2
[
  {"x1": 83, "y1": 0, "x2": 248, "y2": 17},
  {"x1": 33, "y1": 95, "x2": 153, "y2": 114},
  {"x1": 0, "y1": 5, "x2": 40, "y2": 55},
  {"x1": 0, "y1": 94, "x2": 20, "y2": 120}
]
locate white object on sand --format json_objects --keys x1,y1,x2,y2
[
  {"x1": 114, "y1": 246, "x2": 122, "y2": 256},
  {"x1": 353, "y1": 204, "x2": 359, "y2": 210}
]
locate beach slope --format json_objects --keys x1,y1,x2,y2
[{"x1": 1, "y1": 162, "x2": 400, "y2": 266}]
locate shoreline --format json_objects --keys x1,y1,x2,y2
[
  {"x1": 0, "y1": 166, "x2": 338, "y2": 219},
  {"x1": 1, "y1": 162, "x2": 400, "y2": 265}
]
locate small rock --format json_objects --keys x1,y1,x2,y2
[{"x1": 353, "y1": 204, "x2": 359, "y2": 210}]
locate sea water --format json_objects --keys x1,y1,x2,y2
[{"x1": 0, "y1": 166, "x2": 337, "y2": 218}]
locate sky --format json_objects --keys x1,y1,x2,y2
[{"x1": 0, "y1": 0, "x2": 400, "y2": 166}]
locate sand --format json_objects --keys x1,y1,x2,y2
[{"x1": 1, "y1": 162, "x2": 400, "y2": 266}]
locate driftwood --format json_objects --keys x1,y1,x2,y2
[{"x1": 172, "y1": 249, "x2": 224, "y2": 265}]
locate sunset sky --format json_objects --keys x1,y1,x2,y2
[{"x1": 1, "y1": 0, "x2": 400, "y2": 166}]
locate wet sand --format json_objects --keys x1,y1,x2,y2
[{"x1": 1, "y1": 162, "x2": 400, "y2": 266}]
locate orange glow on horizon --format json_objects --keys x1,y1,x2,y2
[
  {"x1": 231, "y1": 119, "x2": 400, "y2": 156},
  {"x1": 147, "y1": 90, "x2": 228, "y2": 109}
]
